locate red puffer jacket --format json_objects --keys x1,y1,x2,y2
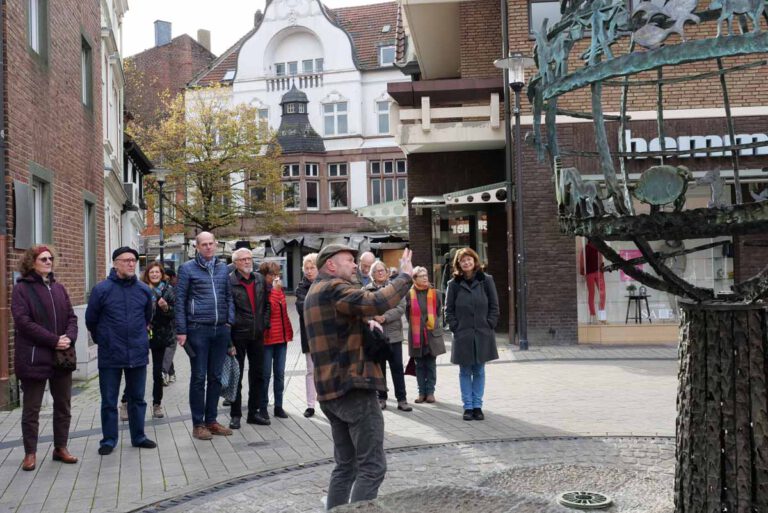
[{"x1": 264, "y1": 286, "x2": 294, "y2": 345}]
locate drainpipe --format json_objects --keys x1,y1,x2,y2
[
  {"x1": 500, "y1": 0, "x2": 517, "y2": 346},
  {"x1": 0, "y1": 0, "x2": 11, "y2": 405}
]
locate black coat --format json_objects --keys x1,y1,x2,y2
[
  {"x1": 295, "y1": 276, "x2": 312, "y2": 353},
  {"x1": 149, "y1": 283, "x2": 176, "y2": 350},
  {"x1": 445, "y1": 271, "x2": 499, "y2": 366},
  {"x1": 229, "y1": 270, "x2": 269, "y2": 342}
]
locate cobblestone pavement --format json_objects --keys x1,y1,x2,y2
[{"x1": 0, "y1": 296, "x2": 679, "y2": 513}]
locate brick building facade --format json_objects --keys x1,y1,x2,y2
[{"x1": 1, "y1": 0, "x2": 105, "y2": 405}]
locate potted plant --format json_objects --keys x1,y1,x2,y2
[{"x1": 626, "y1": 283, "x2": 637, "y2": 296}]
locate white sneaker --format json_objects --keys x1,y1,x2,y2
[{"x1": 119, "y1": 402, "x2": 128, "y2": 422}]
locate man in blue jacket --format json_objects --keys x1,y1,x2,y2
[
  {"x1": 86, "y1": 247, "x2": 156, "y2": 456},
  {"x1": 175, "y1": 232, "x2": 235, "y2": 440}
]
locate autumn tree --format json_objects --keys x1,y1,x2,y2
[{"x1": 129, "y1": 85, "x2": 292, "y2": 233}]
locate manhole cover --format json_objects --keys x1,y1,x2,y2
[{"x1": 557, "y1": 491, "x2": 613, "y2": 510}]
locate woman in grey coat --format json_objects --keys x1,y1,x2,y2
[
  {"x1": 445, "y1": 247, "x2": 499, "y2": 421},
  {"x1": 365, "y1": 260, "x2": 412, "y2": 412}
]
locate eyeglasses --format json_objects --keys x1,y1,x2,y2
[
  {"x1": 115, "y1": 258, "x2": 137, "y2": 264},
  {"x1": 235, "y1": 257, "x2": 253, "y2": 262},
  {"x1": 374, "y1": 268, "x2": 388, "y2": 273},
  {"x1": 38, "y1": 256, "x2": 54, "y2": 263}
]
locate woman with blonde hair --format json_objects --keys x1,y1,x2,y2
[
  {"x1": 445, "y1": 247, "x2": 499, "y2": 421},
  {"x1": 406, "y1": 267, "x2": 446, "y2": 403},
  {"x1": 295, "y1": 253, "x2": 318, "y2": 417},
  {"x1": 12, "y1": 245, "x2": 79, "y2": 470}
]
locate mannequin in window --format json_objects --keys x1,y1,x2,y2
[{"x1": 579, "y1": 241, "x2": 606, "y2": 324}]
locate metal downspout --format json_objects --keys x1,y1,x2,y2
[{"x1": 0, "y1": 0, "x2": 12, "y2": 405}]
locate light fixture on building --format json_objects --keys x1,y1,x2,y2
[
  {"x1": 494, "y1": 53, "x2": 535, "y2": 350},
  {"x1": 152, "y1": 168, "x2": 171, "y2": 267}
]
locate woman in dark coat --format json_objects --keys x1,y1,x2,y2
[
  {"x1": 445, "y1": 247, "x2": 499, "y2": 421},
  {"x1": 12, "y1": 245, "x2": 79, "y2": 471},
  {"x1": 406, "y1": 267, "x2": 446, "y2": 404},
  {"x1": 295, "y1": 253, "x2": 318, "y2": 418},
  {"x1": 143, "y1": 262, "x2": 175, "y2": 419}
]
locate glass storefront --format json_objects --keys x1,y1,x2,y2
[{"x1": 430, "y1": 208, "x2": 488, "y2": 292}]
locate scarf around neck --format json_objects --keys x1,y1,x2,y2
[{"x1": 409, "y1": 286, "x2": 437, "y2": 349}]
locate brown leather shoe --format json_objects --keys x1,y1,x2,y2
[
  {"x1": 414, "y1": 395, "x2": 426, "y2": 404},
  {"x1": 22, "y1": 453, "x2": 36, "y2": 471},
  {"x1": 425, "y1": 395, "x2": 436, "y2": 403},
  {"x1": 206, "y1": 422, "x2": 233, "y2": 436},
  {"x1": 192, "y1": 425, "x2": 213, "y2": 440},
  {"x1": 52, "y1": 447, "x2": 78, "y2": 464}
]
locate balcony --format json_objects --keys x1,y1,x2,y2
[{"x1": 267, "y1": 73, "x2": 323, "y2": 92}]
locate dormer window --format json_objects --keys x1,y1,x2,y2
[
  {"x1": 379, "y1": 46, "x2": 395, "y2": 66},
  {"x1": 286, "y1": 103, "x2": 296, "y2": 114},
  {"x1": 222, "y1": 69, "x2": 235, "y2": 81}
]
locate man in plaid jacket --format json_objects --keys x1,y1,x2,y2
[{"x1": 304, "y1": 245, "x2": 413, "y2": 509}]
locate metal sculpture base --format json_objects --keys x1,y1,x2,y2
[{"x1": 676, "y1": 301, "x2": 768, "y2": 512}]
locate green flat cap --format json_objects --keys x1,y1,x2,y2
[{"x1": 317, "y1": 244, "x2": 358, "y2": 270}]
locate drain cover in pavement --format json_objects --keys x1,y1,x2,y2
[{"x1": 557, "y1": 491, "x2": 613, "y2": 510}]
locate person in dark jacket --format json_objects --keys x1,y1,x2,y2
[
  {"x1": 162, "y1": 268, "x2": 178, "y2": 383},
  {"x1": 365, "y1": 260, "x2": 412, "y2": 412},
  {"x1": 144, "y1": 262, "x2": 175, "y2": 418},
  {"x1": 86, "y1": 247, "x2": 156, "y2": 455},
  {"x1": 406, "y1": 267, "x2": 446, "y2": 404},
  {"x1": 294, "y1": 253, "x2": 318, "y2": 418},
  {"x1": 12, "y1": 245, "x2": 79, "y2": 471},
  {"x1": 175, "y1": 232, "x2": 235, "y2": 440},
  {"x1": 259, "y1": 261, "x2": 294, "y2": 420},
  {"x1": 445, "y1": 247, "x2": 499, "y2": 422},
  {"x1": 228, "y1": 248, "x2": 269, "y2": 429}
]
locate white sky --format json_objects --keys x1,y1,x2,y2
[{"x1": 122, "y1": 0, "x2": 387, "y2": 58}]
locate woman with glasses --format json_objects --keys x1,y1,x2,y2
[
  {"x1": 406, "y1": 267, "x2": 446, "y2": 404},
  {"x1": 445, "y1": 247, "x2": 499, "y2": 421},
  {"x1": 365, "y1": 260, "x2": 412, "y2": 412},
  {"x1": 259, "y1": 261, "x2": 294, "y2": 420},
  {"x1": 294, "y1": 253, "x2": 318, "y2": 418},
  {"x1": 12, "y1": 245, "x2": 79, "y2": 471}
]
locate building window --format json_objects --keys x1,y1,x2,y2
[
  {"x1": 288, "y1": 61, "x2": 298, "y2": 75},
  {"x1": 377, "y1": 101, "x2": 390, "y2": 134},
  {"x1": 369, "y1": 159, "x2": 407, "y2": 204},
  {"x1": 305, "y1": 163, "x2": 319, "y2": 177},
  {"x1": 371, "y1": 178, "x2": 381, "y2": 204},
  {"x1": 250, "y1": 186, "x2": 266, "y2": 204},
  {"x1": 258, "y1": 108, "x2": 269, "y2": 138},
  {"x1": 283, "y1": 182, "x2": 300, "y2": 210},
  {"x1": 283, "y1": 164, "x2": 300, "y2": 177},
  {"x1": 379, "y1": 45, "x2": 396, "y2": 66},
  {"x1": 298, "y1": 103, "x2": 306, "y2": 113},
  {"x1": 81, "y1": 38, "x2": 93, "y2": 108},
  {"x1": 315, "y1": 58, "x2": 324, "y2": 72},
  {"x1": 329, "y1": 181, "x2": 348, "y2": 209},
  {"x1": 396, "y1": 159, "x2": 407, "y2": 174},
  {"x1": 302, "y1": 59, "x2": 314, "y2": 73},
  {"x1": 306, "y1": 181, "x2": 319, "y2": 210},
  {"x1": 383, "y1": 160, "x2": 394, "y2": 174},
  {"x1": 323, "y1": 102, "x2": 348, "y2": 136},
  {"x1": 328, "y1": 163, "x2": 348, "y2": 177},
  {"x1": 84, "y1": 201, "x2": 96, "y2": 294},
  {"x1": 222, "y1": 69, "x2": 236, "y2": 81},
  {"x1": 371, "y1": 161, "x2": 381, "y2": 175},
  {"x1": 383, "y1": 178, "x2": 394, "y2": 202},
  {"x1": 31, "y1": 178, "x2": 51, "y2": 244},
  {"x1": 529, "y1": 0, "x2": 563, "y2": 33},
  {"x1": 275, "y1": 62, "x2": 285, "y2": 76},
  {"x1": 28, "y1": 0, "x2": 46, "y2": 56},
  {"x1": 286, "y1": 103, "x2": 296, "y2": 114},
  {"x1": 397, "y1": 177, "x2": 407, "y2": 199}
]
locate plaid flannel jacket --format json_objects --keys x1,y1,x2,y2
[{"x1": 304, "y1": 271, "x2": 412, "y2": 402}]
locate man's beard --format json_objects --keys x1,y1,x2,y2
[{"x1": 241, "y1": 265, "x2": 253, "y2": 274}]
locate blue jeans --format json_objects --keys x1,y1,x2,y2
[
  {"x1": 320, "y1": 389, "x2": 386, "y2": 509},
  {"x1": 187, "y1": 324, "x2": 230, "y2": 426},
  {"x1": 415, "y1": 355, "x2": 437, "y2": 396},
  {"x1": 99, "y1": 366, "x2": 148, "y2": 448},
  {"x1": 459, "y1": 363, "x2": 485, "y2": 410},
  {"x1": 261, "y1": 343, "x2": 287, "y2": 409}
]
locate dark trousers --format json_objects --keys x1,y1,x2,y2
[
  {"x1": 261, "y1": 343, "x2": 287, "y2": 409},
  {"x1": 377, "y1": 342, "x2": 406, "y2": 401},
  {"x1": 187, "y1": 324, "x2": 229, "y2": 426},
  {"x1": 230, "y1": 335, "x2": 264, "y2": 418},
  {"x1": 99, "y1": 366, "x2": 148, "y2": 448},
  {"x1": 21, "y1": 372, "x2": 73, "y2": 454},
  {"x1": 151, "y1": 346, "x2": 165, "y2": 406},
  {"x1": 320, "y1": 389, "x2": 386, "y2": 509},
  {"x1": 415, "y1": 355, "x2": 437, "y2": 396}
]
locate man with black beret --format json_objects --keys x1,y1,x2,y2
[{"x1": 86, "y1": 247, "x2": 156, "y2": 456}]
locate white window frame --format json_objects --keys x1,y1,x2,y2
[
  {"x1": 379, "y1": 45, "x2": 396, "y2": 66},
  {"x1": 81, "y1": 38, "x2": 92, "y2": 107},
  {"x1": 323, "y1": 102, "x2": 348, "y2": 136},
  {"x1": 283, "y1": 164, "x2": 300, "y2": 177},
  {"x1": 329, "y1": 181, "x2": 349, "y2": 210},
  {"x1": 376, "y1": 100, "x2": 390, "y2": 135},
  {"x1": 286, "y1": 103, "x2": 296, "y2": 114},
  {"x1": 305, "y1": 163, "x2": 319, "y2": 177},
  {"x1": 328, "y1": 163, "x2": 348, "y2": 177},
  {"x1": 275, "y1": 62, "x2": 285, "y2": 76},
  {"x1": 282, "y1": 182, "x2": 300, "y2": 210},
  {"x1": 306, "y1": 181, "x2": 319, "y2": 211},
  {"x1": 529, "y1": 0, "x2": 563, "y2": 33},
  {"x1": 315, "y1": 58, "x2": 324, "y2": 72},
  {"x1": 371, "y1": 178, "x2": 382, "y2": 205},
  {"x1": 302, "y1": 59, "x2": 314, "y2": 73},
  {"x1": 28, "y1": 0, "x2": 41, "y2": 54},
  {"x1": 222, "y1": 69, "x2": 236, "y2": 81},
  {"x1": 288, "y1": 61, "x2": 298, "y2": 76}
]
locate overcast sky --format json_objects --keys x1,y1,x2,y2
[{"x1": 122, "y1": 0, "x2": 386, "y2": 58}]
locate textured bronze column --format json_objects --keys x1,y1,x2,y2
[{"x1": 676, "y1": 301, "x2": 768, "y2": 512}]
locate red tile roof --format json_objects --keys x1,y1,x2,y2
[{"x1": 190, "y1": 1, "x2": 398, "y2": 87}]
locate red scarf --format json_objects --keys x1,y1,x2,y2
[{"x1": 409, "y1": 286, "x2": 437, "y2": 349}]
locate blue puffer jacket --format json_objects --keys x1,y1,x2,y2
[
  {"x1": 175, "y1": 255, "x2": 234, "y2": 334},
  {"x1": 85, "y1": 269, "x2": 153, "y2": 369}
]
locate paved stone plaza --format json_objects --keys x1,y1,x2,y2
[{"x1": 0, "y1": 298, "x2": 679, "y2": 513}]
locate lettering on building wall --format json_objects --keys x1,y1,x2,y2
[{"x1": 624, "y1": 129, "x2": 768, "y2": 158}]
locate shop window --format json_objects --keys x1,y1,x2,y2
[
  {"x1": 529, "y1": 0, "x2": 562, "y2": 34},
  {"x1": 283, "y1": 164, "x2": 300, "y2": 177},
  {"x1": 305, "y1": 163, "x2": 319, "y2": 177},
  {"x1": 324, "y1": 102, "x2": 348, "y2": 136},
  {"x1": 329, "y1": 181, "x2": 348, "y2": 209},
  {"x1": 328, "y1": 163, "x2": 348, "y2": 177},
  {"x1": 306, "y1": 181, "x2": 319, "y2": 210},
  {"x1": 283, "y1": 182, "x2": 300, "y2": 210},
  {"x1": 377, "y1": 101, "x2": 390, "y2": 134}
]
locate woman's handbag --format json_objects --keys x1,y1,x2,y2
[
  {"x1": 219, "y1": 353, "x2": 240, "y2": 402},
  {"x1": 54, "y1": 346, "x2": 77, "y2": 372},
  {"x1": 404, "y1": 357, "x2": 416, "y2": 376}
]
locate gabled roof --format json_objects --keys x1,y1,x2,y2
[{"x1": 190, "y1": 1, "x2": 398, "y2": 87}]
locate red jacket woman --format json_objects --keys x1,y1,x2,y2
[{"x1": 264, "y1": 285, "x2": 294, "y2": 345}]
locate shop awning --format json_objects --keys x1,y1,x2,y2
[
  {"x1": 354, "y1": 199, "x2": 408, "y2": 234},
  {"x1": 444, "y1": 182, "x2": 507, "y2": 206},
  {"x1": 410, "y1": 196, "x2": 446, "y2": 208}
]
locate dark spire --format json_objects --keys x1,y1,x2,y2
[{"x1": 275, "y1": 85, "x2": 325, "y2": 154}]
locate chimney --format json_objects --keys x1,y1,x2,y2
[
  {"x1": 154, "y1": 20, "x2": 172, "y2": 47},
  {"x1": 254, "y1": 10, "x2": 264, "y2": 27},
  {"x1": 197, "y1": 29, "x2": 211, "y2": 52}
]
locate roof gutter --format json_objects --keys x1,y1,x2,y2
[{"x1": 0, "y1": 0, "x2": 11, "y2": 406}]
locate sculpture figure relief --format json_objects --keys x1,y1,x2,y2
[{"x1": 709, "y1": 0, "x2": 764, "y2": 37}]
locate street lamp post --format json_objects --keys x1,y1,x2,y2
[
  {"x1": 494, "y1": 54, "x2": 535, "y2": 350},
  {"x1": 152, "y1": 168, "x2": 170, "y2": 267}
]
